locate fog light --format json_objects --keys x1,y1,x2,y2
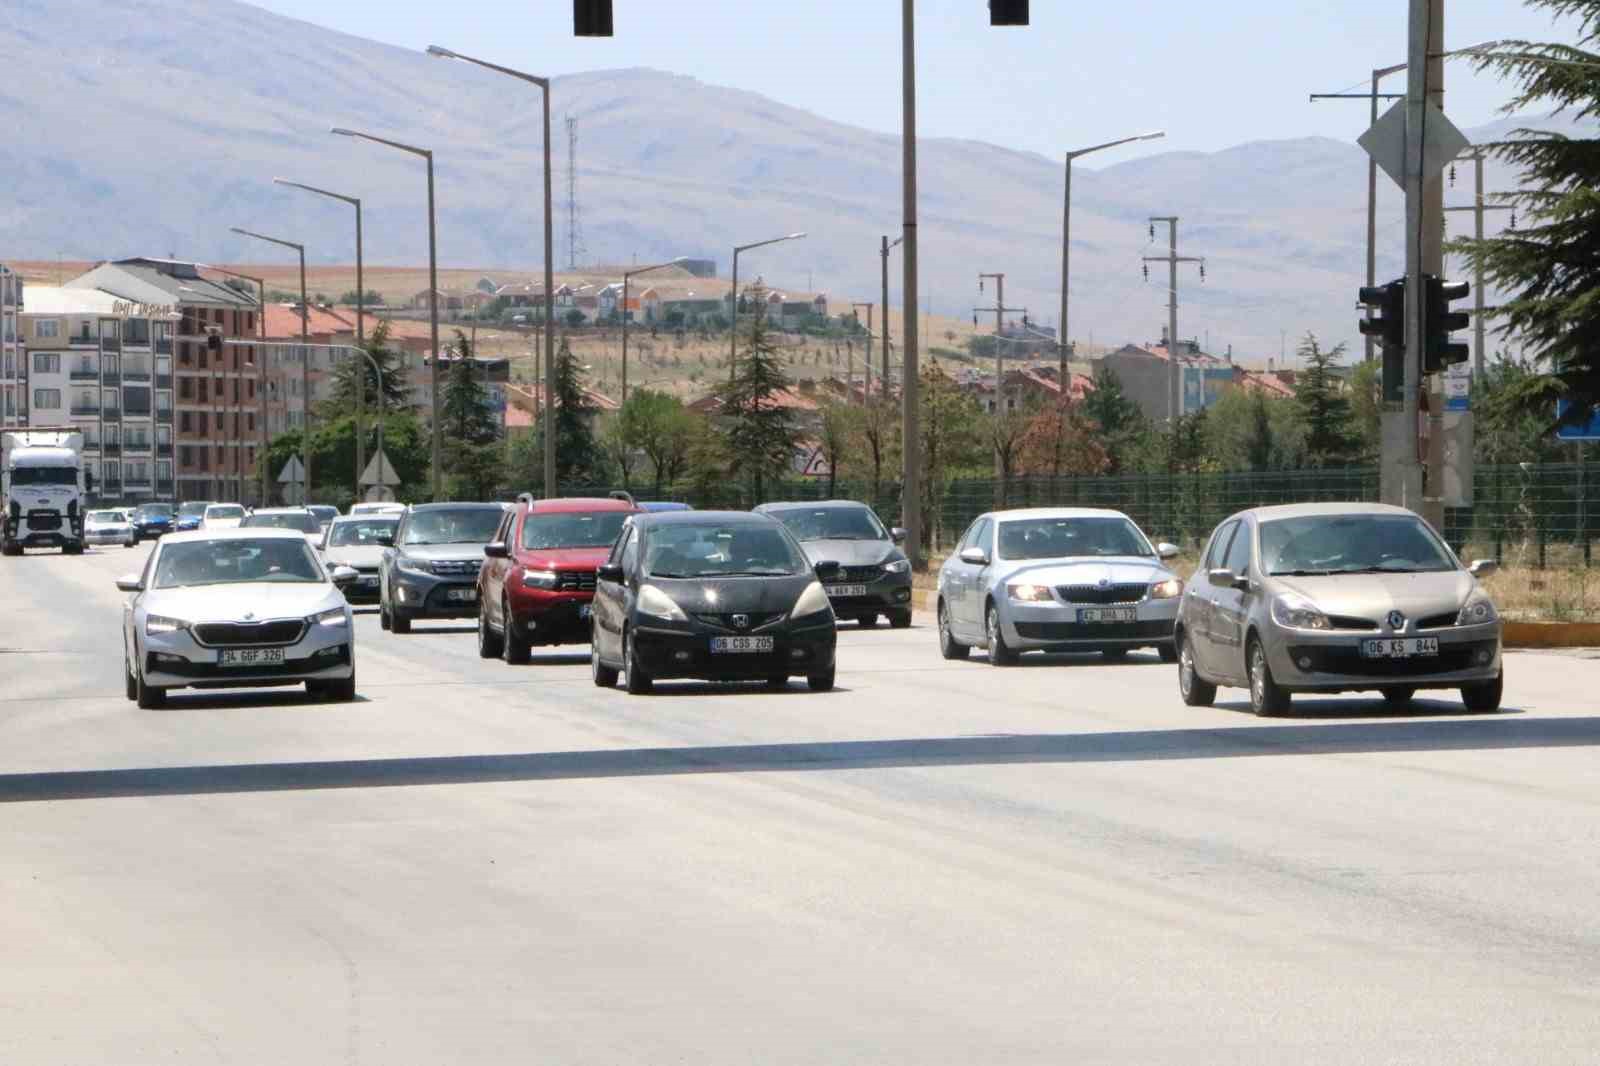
[
  {"x1": 313, "y1": 644, "x2": 345, "y2": 660},
  {"x1": 894, "y1": 588, "x2": 910, "y2": 602},
  {"x1": 674, "y1": 650, "x2": 691, "y2": 662},
  {"x1": 1477, "y1": 649, "x2": 1491, "y2": 664},
  {"x1": 153, "y1": 652, "x2": 185, "y2": 665},
  {"x1": 1297, "y1": 655, "x2": 1313, "y2": 670},
  {"x1": 790, "y1": 648, "x2": 807, "y2": 659}
]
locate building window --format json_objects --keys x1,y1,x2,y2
[
  {"x1": 197, "y1": 378, "x2": 208, "y2": 402},
  {"x1": 34, "y1": 319, "x2": 59, "y2": 339},
  {"x1": 31, "y1": 353, "x2": 60, "y2": 374},
  {"x1": 178, "y1": 377, "x2": 193, "y2": 400},
  {"x1": 157, "y1": 425, "x2": 172, "y2": 447},
  {"x1": 179, "y1": 446, "x2": 192, "y2": 466},
  {"x1": 213, "y1": 309, "x2": 224, "y2": 325},
  {"x1": 157, "y1": 460, "x2": 172, "y2": 483},
  {"x1": 246, "y1": 412, "x2": 255, "y2": 432},
  {"x1": 32, "y1": 388, "x2": 61, "y2": 409},
  {"x1": 215, "y1": 412, "x2": 224, "y2": 431},
  {"x1": 179, "y1": 411, "x2": 192, "y2": 433},
  {"x1": 156, "y1": 391, "x2": 171, "y2": 413},
  {"x1": 246, "y1": 377, "x2": 255, "y2": 399}
]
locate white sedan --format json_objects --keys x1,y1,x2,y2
[
  {"x1": 118, "y1": 529, "x2": 360, "y2": 708},
  {"x1": 200, "y1": 503, "x2": 247, "y2": 530},
  {"x1": 84, "y1": 509, "x2": 138, "y2": 547}
]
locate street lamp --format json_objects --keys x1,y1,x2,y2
[
  {"x1": 880, "y1": 235, "x2": 903, "y2": 401},
  {"x1": 230, "y1": 226, "x2": 311, "y2": 503},
  {"x1": 329, "y1": 126, "x2": 443, "y2": 501},
  {"x1": 425, "y1": 45, "x2": 558, "y2": 499},
  {"x1": 620, "y1": 260, "x2": 678, "y2": 404},
  {"x1": 729, "y1": 232, "x2": 806, "y2": 383},
  {"x1": 1060, "y1": 131, "x2": 1165, "y2": 386},
  {"x1": 199, "y1": 264, "x2": 266, "y2": 505}
]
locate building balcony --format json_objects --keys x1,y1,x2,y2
[
  {"x1": 70, "y1": 368, "x2": 99, "y2": 382},
  {"x1": 100, "y1": 336, "x2": 121, "y2": 352},
  {"x1": 102, "y1": 443, "x2": 122, "y2": 456},
  {"x1": 155, "y1": 410, "x2": 173, "y2": 424},
  {"x1": 70, "y1": 404, "x2": 100, "y2": 416},
  {"x1": 124, "y1": 370, "x2": 152, "y2": 382},
  {"x1": 156, "y1": 480, "x2": 175, "y2": 495},
  {"x1": 69, "y1": 333, "x2": 97, "y2": 346},
  {"x1": 102, "y1": 408, "x2": 121, "y2": 421},
  {"x1": 155, "y1": 375, "x2": 172, "y2": 389},
  {"x1": 154, "y1": 338, "x2": 173, "y2": 355},
  {"x1": 124, "y1": 443, "x2": 153, "y2": 455},
  {"x1": 102, "y1": 372, "x2": 120, "y2": 386}
]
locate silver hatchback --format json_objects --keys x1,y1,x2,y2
[{"x1": 1175, "y1": 503, "x2": 1503, "y2": 715}]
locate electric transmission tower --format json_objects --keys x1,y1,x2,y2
[{"x1": 565, "y1": 114, "x2": 585, "y2": 270}]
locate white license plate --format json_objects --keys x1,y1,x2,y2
[
  {"x1": 1361, "y1": 637, "x2": 1439, "y2": 659},
  {"x1": 218, "y1": 647, "x2": 286, "y2": 668},
  {"x1": 579, "y1": 604, "x2": 591, "y2": 620},
  {"x1": 445, "y1": 587, "x2": 478, "y2": 602},
  {"x1": 710, "y1": 636, "x2": 775, "y2": 654},
  {"x1": 1079, "y1": 607, "x2": 1137, "y2": 623},
  {"x1": 826, "y1": 584, "x2": 868, "y2": 598}
]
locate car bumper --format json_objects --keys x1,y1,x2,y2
[
  {"x1": 391, "y1": 575, "x2": 479, "y2": 618},
  {"x1": 823, "y1": 573, "x2": 914, "y2": 616},
  {"x1": 633, "y1": 620, "x2": 837, "y2": 680},
  {"x1": 142, "y1": 629, "x2": 354, "y2": 689},
  {"x1": 1267, "y1": 622, "x2": 1502, "y2": 691},
  {"x1": 1001, "y1": 597, "x2": 1180, "y2": 650},
  {"x1": 86, "y1": 530, "x2": 134, "y2": 544},
  {"x1": 340, "y1": 573, "x2": 382, "y2": 603},
  {"x1": 507, "y1": 588, "x2": 595, "y2": 645}
]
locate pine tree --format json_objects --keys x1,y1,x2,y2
[
  {"x1": 1294, "y1": 333, "x2": 1358, "y2": 466},
  {"x1": 715, "y1": 313, "x2": 799, "y2": 501},
  {"x1": 1080, "y1": 364, "x2": 1146, "y2": 473},
  {"x1": 439, "y1": 330, "x2": 498, "y2": 446},
  {"x1": 321, "y1": 321, "x2": 411, "y2": 417},
  {"x1": 1245, "y1": 390, "x2": 1276, "y2": 471},
  {"x1": 540, "y1": 338, "x2": 603, "y2": 488}
]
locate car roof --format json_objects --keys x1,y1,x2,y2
[
  {"x1": 633, "y1": 510, "x2": 779, "y2": 529},
  {"x1": 204, "y1": 503, "x2": 244, "y2": 510},
  {"x1": 329, "y1": 513, "x2": 397, "y2": 523},
  {"x1": 755, "y1": 499, "x2": 873, "y2": 512},
  {"x1": 525, "y1": 496, "x2": 639, "y2": 514},
  {"x1": 158, "y1": 528, "x2": 313, "y2": 544},
  {"x1": 405, "y1": 501, "x2": 506, "y2": 512},
  {"x1": 249, "y1": 507, "x2": 312, "y2": 514},
  {"x1": 1242, "y1": 502, "x2": 1419, "y2": 522},
  {"x1": 987, "y1": 507, "x2": 1134, "y2": 521}
]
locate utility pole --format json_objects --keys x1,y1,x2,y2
[
  {"x1": 881, "y1": 236, "x2": 902, "y2": 401},
  {"x1": 1444, "y1": 148, "x2": 1513, "y2": 381},
  {"x1": 975, "y1": 273, "x2": 1026, "y2": 502},
  {"x1": 1142, "y1": 217, "x2": 1206, "y2": 421},
  {"x1": 852, "y1": 302, "x2": 874, "y2": 402},
  {"x1": 1420, "y1": 0, "x2": 1447, "y2": 532},
  {"x1": 899, "y1": 0, "x2": 921, "y2": 568}
]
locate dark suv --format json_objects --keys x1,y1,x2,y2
[
  {"x1": 477, "y1": 496, "x2": 639, "y2": 664},
  {"x1": 378, "y1": 502, "x2": 507, "y2": 633},
  {"x1": 754, "y1": 500, "x2": 913, "y2": 628}
]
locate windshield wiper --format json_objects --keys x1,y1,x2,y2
[
  {"x1": 1270, "y1": 569, "x2": 1336, "y2": 576},
  {"x1": 697, "y1": 569, "x2": 792, "y2": 577}
]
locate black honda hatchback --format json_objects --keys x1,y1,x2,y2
[{"x1": 590, "y1": 511, "x2": 840, "y2": 694}]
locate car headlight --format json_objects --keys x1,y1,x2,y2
[
  {"x1": 395, "y1": 555, "x2": 433, "y2": 576},
  {"x1": 1007, "y1": 583, "x2": 1053, "y2": 602},
  {"x1": 883, "y1": 558, "x2": 911, "y2": 575},
  {"x1": 520, "y1": 568, "x2": 559, "y2": 589},
  {"x1": 1149, "y1": 577, "x2": 1184, "y2": 599},
  {"x1": 790, "y1": 580, "x2": 833, "y2": 620},
  {"x1": 312, "y1": 606, "x2": 349, "y2": 628},
  {"x1": 637, "y1": 583, "x2": 688, "y2": 623},
  {"x1": 145, "y1": 614, "x2": 189, "y2": 636},
  {"x1": 1271, "y1": 592, "x2": 1330, "y2": 631},
  {"x1": 1457, "y1": 595, "x2": 1498, "y2": 626}
]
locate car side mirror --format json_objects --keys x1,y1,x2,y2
[
  {"x1": 484, "y1": 541, "x2": 509, "y2": 559},
  {"x1": 959, "y1": 546, "x2": 990, "y2": 566},
  {"x1": 1208, "y1": 567, "x2": 1248, "y2": 590},
  {"x1": 1156, "y1": 542, "x2": 1181, "y2": 560},
  {"x1": 114, "y1": 574, "x2": 143, "y2": 593},
  {"x1": 1469, "y1": 559, "x2": 1499, "y2": 577},
  {"x1": 331, "y1": 565, "x2": 359, "y2": 587},
  {"x1": 815, "y1": 559, "x2": 843, "y2": 582},
  {"x1": 890, "y1": 527, "x2": 907, "y2": 544},
  {"x1": 597, "y1": 563, "x2": 625, "y2": 584}
]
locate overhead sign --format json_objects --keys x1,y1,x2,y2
[
  {"x1": 359, "y1": 450, "x2": 399, "y2": 487},
  {"x1": 1359, "y1": 99, "x2": 1471, "y2": 191},
  {"x1": 277, "y1": 455, "x2": 305, "y2": 485}
]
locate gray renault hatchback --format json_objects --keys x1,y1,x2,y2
[{"x1": 1175, "y1": 503, "x2": 1503, "y2": 715}]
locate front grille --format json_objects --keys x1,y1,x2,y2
[
  {"x1": 837, "y1": 566, "x2": 885, "y2": 584},
  {"x1": 151, "y1": 643, "x2": 349, "y2": 679},
  {"x1": 1014, "y1": 620, "x2": 1173, "y2": 641},
  {"x1": 1327, "y1": 615, "x2": 1381, "y2": 631},
  {"x1": 1288, "y1": 641, "x2": 1494, "y2": 678},
  {"x1": 692, "y1": 611, "x2": 785, "y2": 632},
  {"x1": 430, "y1": 559, "x2": 482, "y2": 577},
  {"x1": 1417, "y1": 612, "x2": 1459, "y2": 630},
  {"x1": 1056, "y1": 583, "x2": 1147, "y2": 605},
  {"x1": 555, "y1": 570, "x2": 597, "y2": 592},
  {"x1": 25, "y1": 510, "x2": 62, "y2": 531},
  {"x1": 192, "y1": 620, "x2": 306, "y2": 647}
]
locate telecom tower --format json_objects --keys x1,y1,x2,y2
[{"x1": 565, "y1": 115, "x2": 585, "y2": 270}]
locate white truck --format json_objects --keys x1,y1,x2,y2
[{"x1": 2, "y1": 430, "x2": 86, "y2": 555}]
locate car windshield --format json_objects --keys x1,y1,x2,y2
[
  {"x1": 137, "y1": 504, "x2": 176, "y2": 517},
  {"x1": 153, "y1": 538, "x2": 324, "y2": 588},
  {"x1": 328, "y1": 518, "x2": 398, "y2": 547},
  {"x1": 522, "y1": 511, "x2": 629, "y2": 550},
  {"x1": 307, "y1": 506, "x2": 338, "y2": 521},
  {"x1": 771, "y1": 505, "x2": 887, "y2": 542},
  {"x1": 1261, "y1": 513, "x2": 1457, "y2": 575},
  {"x1": 178, "y1": 502, "x2": 211, "y2": 517},
  {"x1": 241, "y1": 512, "x2": 321, "y2": 534},
  {"x1": 645, "y1": 522, "x2": 807, "y2": 578},
  {"x1": 88, "y1": 510, "x2": 126, "y2": 523},
  {"x1": 996, "y1": 517, "x2": 1153, "y2": 560},
  {"x1": 11, "y1": 467, "x2": 77, "y2": 486},
  {"x1": 402, "y1": 508, "x2": 504, "y2": 546},
  {"x1": 205, "y1": 505, "x2": 245, "y2": 520}
]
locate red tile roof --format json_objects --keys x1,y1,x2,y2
[{"x1": 261, "y1": 303, "x2": 355, "y2": 340}]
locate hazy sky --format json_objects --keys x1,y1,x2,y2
[{"x1": 249, "y1": 0, "x2": 1568, "y2": 159}]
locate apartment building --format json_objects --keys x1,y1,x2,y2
[{"x1": 1, "y1": 263, "x2": 22, "y2": 430}]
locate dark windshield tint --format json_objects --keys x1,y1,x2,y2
[
  {"x1": 402, "y1": 508, "x2": 504, "y2": 546},
  {"x1": 645, "y1": 522, "x2": 807, "y2": 578},
  {"x1": 522, "y1": 511, "x2": 629, "y2": 550},
  {"x1": 1261, "y1": 513, "x2": 1456, "y2": 574},
  {"x1": 241, "y1": 512, "x2": 321, "y2": 534},
  {"x1": 178, "y1": 502, "x2": 212, "y2": 517},
  {"x1": 137, "y1": 504, "x2": 176, "y2": 517},
  {"x1": 329, "y1": 519, "x2": 398, "y2": 547},
  {"x1": 154, "y1": 538, "x2": 323, "y2": 588},
  {"x1": 11, "y1": 467, "x2": 77, "y2": 487},
  {"x1": 771, "y1": 506, "x2": 886, "y2": 542},
  {"x1": 996, "y1": 517, "x2": 1152, "y2": 560}
]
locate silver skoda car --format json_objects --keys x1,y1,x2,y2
[
  {"x1": 1175, "y1": 503, "x2": 1503, "y2": 716},
  {"x1": 937, "y1": 507, "x2": 1184, "y2": 665}
]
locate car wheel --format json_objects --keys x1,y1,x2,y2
[
  {"x1": 1461, "y1": 670, "x2": 1503, "y2": 713},
  {"x1": 1382, "y1": 686, "x2": 1416, "y2": 708},
  {"x1": 624, "y1": 629, "x2": 653, "y2": 695},
  {"x1": 889, "y1": 609, "x2": 912, "y2": 629},
  {"x1": 323, "y1": 671, "x2": 357, "y2": 702},
  {"x1": 1101, "y1": 648, "x2": 1129, "y2": 663},
  {"x1": 1248, "y1": 637, "x2": 1290, "y2": 717},
  {"x1": 124, "y1": 656, "x2": 138, "y2": 701},
  {"x1": 135, "y1": 666, "x2": 166, "y2": 709},
  {"x1": 1178, "y1": 631, "x2": 1217, "y2": 708},
  {"x1": 807, "y1": 665, "x2": 836, "y2": 692},
  {"x1": 379, "y1": 598, "x2": 392, "y2": 631},
  {"x1": 766, "y1": 674, "x2": 789, "y2": 690},
  {"x1": 938, "y1": 602, "x2": 969, "y2": 660},
  {"x1": 986, "y1": 604, "x2": 1018, "y2": 666},
  {"x1": 858, "y1": 613, "x2": 879, "y2": 628},
  {"x1": 591, "y1": 643, "x2": 619, "y2": 688},
  {"x1": 501, "y1": 597, "x2": 530, "y2": 665},
  {"x1": 1157, "y1": 641, "x2": 1178, "y2": 664},
  {"x1": 477, "y1": 600, "x2": 503, "y2": 659},
  {"x1": 391, "y1": 608, "x2": 411, "y2": 634}
]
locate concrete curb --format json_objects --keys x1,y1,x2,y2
[{"x1": 1503, "y1": 621, "x2": 1600, "y2": 649}]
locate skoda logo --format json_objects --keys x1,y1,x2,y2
[
  {"x1": 1097, "y1": 577, "x2": 1111, "y2": 589},
  {"x1": 1387, "y1": 610, "x2": 1406, "y2": 630},
  {"x1": 730, "y1": 614, "x2": 750, "y2": 630},
  {"x1": 243, "y1": 611, "x2": 256, "y2": 621}
]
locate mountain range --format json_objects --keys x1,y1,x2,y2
[{"x1": 0, "y1": 0, "x2": 1579, "y2": 360}]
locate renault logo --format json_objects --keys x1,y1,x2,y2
[
  {"x1": 730, "y1": 614, "x2": 750, "y2": 630},
  {"x1": 1097, "y1": 577, "x2": 1111, "y2": 588},
  {"x1": 1387, "y1": 610, "x2": 1406, "y2": 630}
]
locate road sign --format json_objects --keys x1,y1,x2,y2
[
  {"x1": 1557, "y1": 399, "x2": 1600, "y2": 441},
  {"x1": 277, "y1": 455, "x2": 305, "y2": 485},
  {"x1": 1359, "y1": 99, "x2": 1470, "y2": 191},
  {"x1": 1443, "y1": 362, "x2": 1471, "y2": 412},
  {"x1": 360, "y1": 449, "x2": 399, "y2": 487}
]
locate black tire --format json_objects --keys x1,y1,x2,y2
[
  {"x1": 766, "y1": 674, "x2": 789, "y2": 690},
  {"x1": 1248, "y1": 637, "x2": 1290, "y2": 717},
  {"x1": 391, "y1": 609, "x2": 411, "y2": 634},
  {"x1": 858, "y1": 613, "x2": 879, "y2": 628},
  {"x1": 591, "y1": 643, "x2": 618, "y2": 688},
  {"x1": 1382, "y1": 686, "x2": 1416, "y2": 708},
  {"x1": 323, "y1": 672, "x2": 357, "y2": 702},
  {"x1": 624, "y1": 630, "x2": 653, "y2": 695},
  {"x1": 135, "y1": 666, "x2": 166, "y2": 709},
  {"x1": 938, "y1": 601, "x2": 969, "y2": 661},
  {"x1": 1101, "y1": 648, "x2": 1130, "y2": 663},
  {"x1": 985, "y1": 603, "x2": 1018, "y2": 666},
  {"x1": 1461, "y1": 670, "x2": 1503, "y2": 713},
  {"x1": 124, "y1": 656, "x2": 138, "y2": 701},
  {"x1": 807, "y1": 665, "x2": 836, "y2": 692},
  {"x1": 477, "y1": 601, "x2": 503, "y2": 659},
  {"x1": 1157, "y1": 641, "x2": 1178, "y2": 664},
  {"x1": 501, "y1": 598, "x2": 530, "y2": 664},
  {"x1": 889, "y1": 609, "x2": 912, "y2": 629},
  {"x1": 1177, "y1": 631, "x2": 1217, "y2": 708},
  {"x1": 379, "y1": 599, "x2": 392, "y2": 631}
]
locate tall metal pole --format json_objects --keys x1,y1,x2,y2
[
  {"x1": 1419, "y1": 0, "x2": 1447, "y2": 532},
  {"x1": 1393, "y1": 0, "x2": 1430, "y2": 514},
  {"x1": 729, "y1": 249, "x2": 740, "y2": 386},
  {"x1": 423, "y1": 154, "x2": 442, "y2": 502},
  {"x1": 900, "y1": 0, "x2": 921, "y2": 567},
  {"x1": 1473, "y1": 150, "x2": 1486, "y2": 380},
  {"x1": 1061, "y1": 157, "x2": 1073, "y2": 388},
  {"x1": 354, "y1": 199, "x2": 366, "y2": 500},
  {"x1": 1366, "y1": 70, "x2": 1383, "y2": 363},
  {"x1": 542, "y1": 84, "x2": 556, "y2": 500},
  {"x1": 881, "y1": 236, "x2": 899, "y2": 400},
  {"x1": 620, "y1": 260, "x2": 676, "y2": 406},
  {"x1": 298, "y1": 246, "x2": 311, "y2": 504}
]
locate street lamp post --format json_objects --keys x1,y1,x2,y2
[
  {"x1": 880, "y1": 235, "x2": 903, "y2": 401},
  {"x1": 424, "y1": 46, "x2": 558, "y2": 498},
  {"x1": 201, "y1": 264, "x2": 266, "y2": 505},
  {"x1": 329, "y1": 127, "x2": 443, "y2": 501},
  {"x1": 274, "y1": 178, "x2": 369, "y2": 495},
  {"x1": 1060, "y1": 131, "x2": 1165, "y2": 386},
  {"x1": 729, "y1": 233, "x2": 807, "y2": 384},
  {"x1": 620, "y1": 260, "x2": 678, "y2": 404},
  {"x1": 230, "y1": 227, "x2": 310, "y2": 503}
]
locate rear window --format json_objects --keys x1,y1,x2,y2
[{"x1": 242, "y1": 512, "x2": 321, "y2": 534}]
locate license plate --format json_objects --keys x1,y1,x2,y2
[
  {"x1": 826, "y1": 584, "x2": 868, "y2": 598},
  {"x1": 1361, "y1": 637, "x2": 1439, "y2": 659},
  {"x1": 710, "y1": 636, "x2": 775, "y2": 654},
  {"x1": 218, "y1": 647, "x2": 286, "y2": 667},
  {"x1": 579, "y1": 604, "x2": 591, "y2": 620},
  {"x1": 445, "y1": 587, "x2": 477, "y2": 602},
  {"x1": 1079, "y1": 607, "x2": 1137, "y2": 623}
]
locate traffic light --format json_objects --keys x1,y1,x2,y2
[
  {"x1": 574, "y1": 0, "x2": 613, "y2": 36},
  {"x1": 1358, "y1": 278, "x2": 1405, "y2": 403},
  {"x1": 990, "y1": 0, "x2": 1029, "y2": 25},
  {"x1": 1424, "y1": 276, "x2": 1471, "y2": 375},
  {"x1": 206, "y1": 328, "x2": 222, "y2": 354}
]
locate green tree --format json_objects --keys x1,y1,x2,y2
[
  {"x1": 1347, "y1": 360, "x2": 1384, "y2": 461},
  {"x1": 851, "y1": 398, "x2": 902, "y2": 506},
  {"x1": 525, "y1": 338, "x2": 603, "y2": 490},
  {"x1": 715, "y1": 314, "x2": 800, "y2": 501},
  {"x1": 337, "y1": 289, "x2": 383, "y2": 307},
  {"x1": 1293, "y1": 333, "x2": 1359, "y2": 466},
  {"x1": 617, "y1": 388, "x2": 699, "y2": 496},
  {"x1": 917, "y1": 360, "x2": 985, "y2": 550},
  {"x1": 261, "y1": 411, "x2": 431, "y2": 508},
  {"x1": 1080, "y1": 364, "x2": 1147, "y2": 473},
  {"x1": 439, "y1": 330, "x2": 498, "y2": 445},
  {"x1": 1475, "y1": 354, "x2": 1569, "y2": 464},
  {"x1": 1164, "y1": 408, "x2": 1211, "y2": 474},
  {"x1": 815, "y1": 401, "x2": 856, "y2": 498},
  {"x1": 599, "y1": 413, "x2": 636, "y2": 491},
  {"x1": 321, "y1": 321, "x2": 411, "y2": 416}
]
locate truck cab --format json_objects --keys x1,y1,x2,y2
[{"x1": 2, "y1": 430, "x2": 86, "y2": 555}]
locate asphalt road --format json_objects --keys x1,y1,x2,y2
[{"x1": 3, "y1": 542, "x2": 1599, "y2": 1064}]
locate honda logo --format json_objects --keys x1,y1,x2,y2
[{"x1": 730, "y1": 614, "x2": 750, "y2": 630}]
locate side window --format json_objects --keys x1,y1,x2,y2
[
  {"x1": 1224, "y1": 520, "x2": 1253, "y2": 576},
  {"x1": 140, "y1": 545, "x2": 160, "y2": 589},
  {"x1": 962, "y1": 518, "x2": 991, "y2": 556},
  {"x1": 1203, "y1": 521, "x2": 1238, "y2": 572},
  {"x1": 497, "y1": 511, "x2": 515, "y2": 546},
  {"x1": 619, "y1": 529, "x2": 639, "y2": 574},
  {"x1": 607, "y1": 522, "x2": 633, "y2": 566}
]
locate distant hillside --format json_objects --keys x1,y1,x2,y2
[{"x1": 0, "y1": 0, "x2": 1582, "y2": 359}]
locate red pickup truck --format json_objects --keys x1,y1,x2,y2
[{"x1": 476, "y1": 496, "x2": 639, "y2": 664}]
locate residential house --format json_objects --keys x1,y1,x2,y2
[{"x1": 1094, "y1": 339, "x2": 1233, "y2": 422}]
